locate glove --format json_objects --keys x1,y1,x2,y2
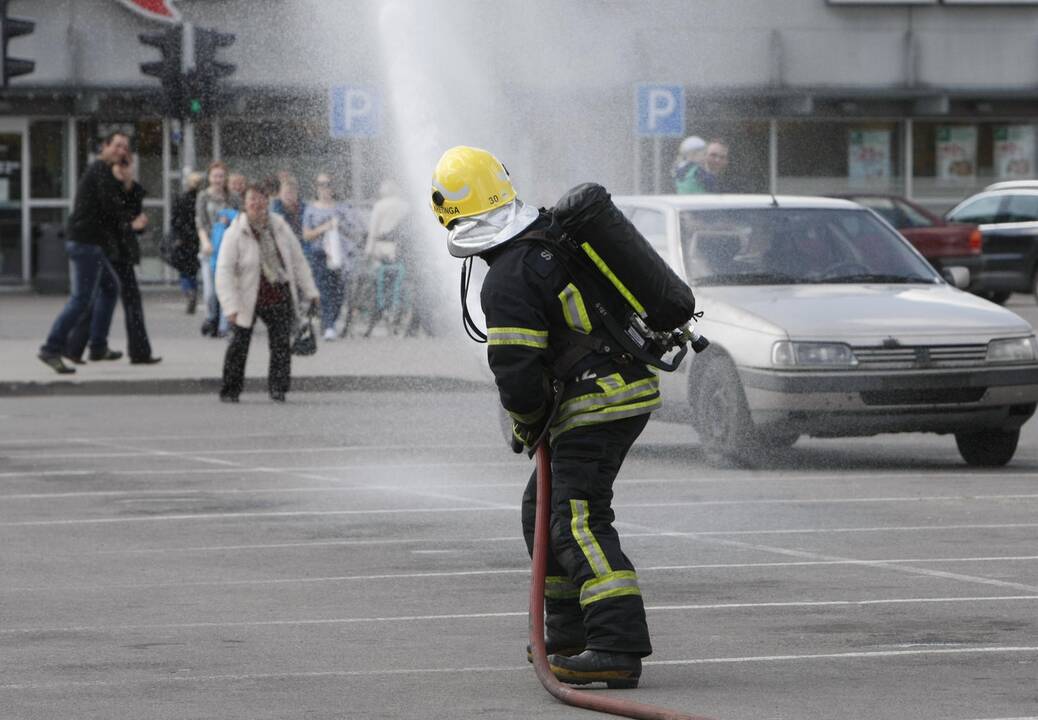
[{"x1": 511, "y1": 420, "x2": 544, "y2": 453}]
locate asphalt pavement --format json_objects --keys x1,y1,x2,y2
[{"x1": 2, "y1": 290, "x2": 1038, "y2": 719}]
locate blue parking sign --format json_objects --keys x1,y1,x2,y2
[
  {"x1": 329, "y1": 86, "x2": 380, "y2": 138},
  {"x1": 636, "y1": 84, "x2": 685, "y2": 137}
]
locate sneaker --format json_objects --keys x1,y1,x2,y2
[
  {"x1": 200, "y1": 319, "x2": 216, "y2": 337},
  {"x1": 270, "y1": 391, "x2": 286, "y2": 403},
  {"x1": 130, "y1": 356, "x2": 162, "y2": 365},
  {"x1": 219, "y1": 393, "x2": 239, "y2": 403},
  {"x1": 63, "y1": 354, "x2": 86, "y2": 365},
  {"x1": 38, "y1": 352, "x2": 75, "y2": 374},
  {"x1": 88, "y1": 347, "x2": 123, "y2": 361},
  {"x1": 323, "y1": 328, "x2": 336, "y2": 341},
  {"x1": 547, "y1": 650, "x2": 641, "y2": 689}
]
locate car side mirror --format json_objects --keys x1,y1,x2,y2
[{"x1": 941, "y1": 266, "x2": 970, "y2": 290}]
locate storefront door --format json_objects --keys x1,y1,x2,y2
[{"x1": 0, "y1": 118, "x2": 27, "y2": 283}]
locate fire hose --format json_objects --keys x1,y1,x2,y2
[{"x1": 528, "y1": 442, "x2": 718, "y2": 720}]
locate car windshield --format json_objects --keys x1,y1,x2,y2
[{"x1": 679, "y1": 208, "x2": 940, "y2": 286}]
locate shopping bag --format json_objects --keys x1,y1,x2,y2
[
  {"x1": 291, "y1": 318, "x2": 318, "y2": 356},
  {"x1": 324, "y1": 219, "x2": 344, "y2": 270}
]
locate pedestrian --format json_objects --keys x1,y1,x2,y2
[
  {"x1": 271, "y1": 173, "x2": 306, "y2": 247},
  {"x1": 66, "y1": 157, "x2": 161, "y2": 365},
  {"x1": 430, "y1": 146, "x2": 659, "y2": 688},
  {"x1": 37, "y1": 131, "x2": 128, "y2": 373},
  {"x1": 109, "y1": 157, "x2": 161, "y2": 364},
  {"x1": 362, "y1": 179, "x2": 409, "y2": 337},
  {"x1": 228, "y1": 172, "x2": 247, "y2": 199},
  {"x1": 672, "y1": 135, "x2": 706, "y2": 194},
  {"x1": 215, "y1": 184, "x2": 319, "y2": 403},
  {"x1": 170, "y1": 171, "x2": 204, "y2": 314},
  {"x1": 301, "y1": 172, "x2": 361, "y2": 340},
  {"x1": 195, "y1": 161, "x2": 239, "y2": 337},
  {"x1": 700, "y1": 138, "x2": 730, "y2": 192}
]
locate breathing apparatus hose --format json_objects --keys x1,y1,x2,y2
[{"x1": 529, "y1": 442, "x2": 718, "y2": 720}]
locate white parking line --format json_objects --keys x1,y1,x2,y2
[
  {"x1": 6, "y1": 555, "x2": 1038, "y2": 593},
  {"x1": 2, "y1": 598, "x2": 1036, "y2": 634},
  {"x1": 51, "y1": 522, "x2": 1038, "y2": 554},
  {"x1": 1, "y1": 646, "x2": 1036, "y2": 692}
]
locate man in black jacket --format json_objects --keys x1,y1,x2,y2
[
  {"x1": 38, "y1": 131, "x2": 129, "y2": 373},
  {"x1": 430, "y1": 146, "x2": 659, "y2": 689}
]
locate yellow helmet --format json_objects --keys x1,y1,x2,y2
[{"x1": 430, "y1": 146, "x2": 517, "y2": 228}]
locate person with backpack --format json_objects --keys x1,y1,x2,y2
[{"x1": 429, "y1": 146, "x2": 661, "y2": 689}]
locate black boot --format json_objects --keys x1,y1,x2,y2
[
  {"x1": 526, "y1": 634, "x2": 586, "y2": 664},
  {"x1": 547, "y1": 650, "x2": 641, "y2": 689},
  {"x1": 185, "y1": 289, "x2": 198, "y2": 315}
]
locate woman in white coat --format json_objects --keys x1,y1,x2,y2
[{"x1": 215, "y1": 184, "x2": 319, "y2": 403}]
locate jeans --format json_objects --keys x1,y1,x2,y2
[
  {"x1": 179, "y1": 273, "x2": 197, "y2": 293},
  {"x1": 304, "y1": 244, "x2": 344, "y2": 332},
  {"x1": 220, "y1": 297, "x2": 293, "y2": 399},
  {"x1": 200, "y1": 254, "x2": 219, "y2": 322},
  {"x1": 41, "y1": 241, "x2": 119, "y2": 357},
  {"x1": 67, "y1": 259, "x2": 154, "y2": 361}
]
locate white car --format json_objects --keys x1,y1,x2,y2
[{"x1": 614, "y1": 194, "x2": 1038, "y2": 466}]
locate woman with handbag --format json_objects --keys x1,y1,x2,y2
[
  {"x1": 362, "y1": 179, "x2": 410, "y2": 338},
  {"x1": 301, "y1": 172, "x2": 360, "y2": 340},
  {"x1": 215, "y1": 184, "x2": 319, "y2": 403}
]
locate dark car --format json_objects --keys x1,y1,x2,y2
[
  {"x1": 832, "y1": 193, "x2": 984, "y2": 289},
  {"x1": 945, "y1": 185, "x2": 1038, "y2": 304}
]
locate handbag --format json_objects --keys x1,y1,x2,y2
[{"x1": 291, "y1": 317, "x2": 318, "y2": 356}]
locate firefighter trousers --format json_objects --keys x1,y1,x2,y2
[{"x1": 521, "y1": 413, "x2": 652, "y2": 657}]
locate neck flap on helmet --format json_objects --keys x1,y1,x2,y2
[{"x1": 447, "y1": 199, "x2": 539, "y2": 259}]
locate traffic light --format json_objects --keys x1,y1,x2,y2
[
  {"x1": 184, "y1": 26, "x2": 236, "y2": 118},
  {"x1": 139, "y1": 25, "x2": 183, "y2": 116},
  {"x1": 0, "y1": 0, "x2": 35, "y2": 87}
]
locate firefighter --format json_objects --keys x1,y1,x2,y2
[{"x1": 430, "y1": 146, "x2": 661, "y2": 688}]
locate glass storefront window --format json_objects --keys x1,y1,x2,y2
[
  {"x1": 913, "y1": 121, "x2": 1037, "y2": 202},
  {"x1": 777, "y1": 121, "x2": 902, "y2": 196},
  {"x1": 136, "y1": 206, "x2": 167, "y2": 282},
  {"x1": 30, "y1": 207, "x2": 69, "y2": 281},
  {"x1": 30, "y1": 121, "x2": 69, "y2": 199}
]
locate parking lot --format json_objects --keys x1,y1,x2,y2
[{"x1": 2, "y1": 323, "x2": 1038, "y2": 720}]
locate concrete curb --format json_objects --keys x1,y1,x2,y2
[{"x1": 0, "y1": 375, "x2": 491, "y2": 397}]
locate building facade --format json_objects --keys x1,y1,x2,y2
[{"x1": 4, "y1": 0, "x2": 1038, "y2": 285}]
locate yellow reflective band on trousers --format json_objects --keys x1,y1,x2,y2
[
  {"x1": 579, "y1": 570, "x2": 642, "y2": 607},
  {"x1": 579, "y1": 242, "x2": 646, "y2": 316},
  {"x1": 508, "y1": 405, "x2": 546, "y2": 425},
  {"x1": 558, "y1": 283, "x2": 593, "y2": 334},
  {"x1": 551, "y1": 374, "x2": 661, "y2": 436},
  {"x1": 545, "y1": 575, "x2": 581, "y2": 600},
  {"x1": 487, "y1": 326, "x2": 549, "y2": 349},
  {"x1": 569, "y1": 499, "x2": 612, "y2": 578}
]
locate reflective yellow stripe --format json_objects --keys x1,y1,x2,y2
[
  {"x1": 570, "y1": 499, "x2": 612, "y2": 577},
  {"x1": 580, "y1": 242, "x2": 646, "y2": 316},
  {"x1": 487, "y1": 326, "x2": 549, "y2": 348},
  {"x1": 508, "y1": 405, "x2": 546, "y2": 425},
  {"x1": 552, "y1": 395, "x2": 662, "y2": 436},
  {"x1": 580, "y1": 570, "x2": 641, "y2": 607},
  {"x1": 558, "y1": 283, "x2": 593, "y2": 334},
  {"x1": 557, "y1": 376, "x2": 660, "y2": 421},
  {"x1": 545, "y1": 575, "x2": 581, "y2": 600}
]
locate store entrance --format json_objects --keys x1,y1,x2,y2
[{"x1": 0, "y1": 119, "x2": 26, "y2": 283}]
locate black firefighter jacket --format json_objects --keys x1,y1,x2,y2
[{"x1": 479, "y1": 214, "x2": 661, "y2": 440}]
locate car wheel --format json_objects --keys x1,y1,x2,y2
[
  {"x1": 1032, "y1": 267, "x2": 1038, "y2": 305},
  {"x1": 693, "y1": 354, "x2": 762, "y2": 466},
  {"x1": 983, "y1": 291, "x2": 1012, "y2": 305},
  {"x1": 759, "y1": 430, "x2": 799, "y2": 449},
  {"x1": 954, "y1": 429, "x2": 1020, "y2": 467}
]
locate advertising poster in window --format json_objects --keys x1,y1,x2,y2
[
  {"x1": 848, "y1": 129, "x2": 891, "y2": 185},
  {"x1": 993, "y1": 125, "x2": 1035, "y2": 180},
  {"x1": 936, "y1": 126, "x2": 977, "y2": 184}
]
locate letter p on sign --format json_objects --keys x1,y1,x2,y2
[
  {"x1": 329, "y1": 86, "x2": 381, "y2": 138},
  {"x1": 636, "y1": 84, "x2": 684, "y2": 137}
]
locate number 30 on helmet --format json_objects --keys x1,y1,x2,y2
[{"x1": 430, "y1": 146, "x2": 517, "y2": 228}]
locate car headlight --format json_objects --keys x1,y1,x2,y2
[
  {"x1": 772, "y1": 341, "x2": 858, "y2": 368},
  {"x1": 986, "y1": 336, "x2": 1038, "y2": 364}
]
